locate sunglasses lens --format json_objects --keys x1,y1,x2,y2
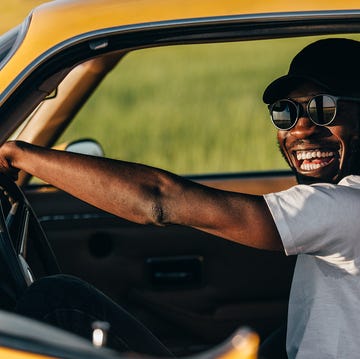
[
  {"x1": 308, "y1": 95, "x2": 336, "y2": 125},
  {"x1": 270, "y1": 100, "x2": 298, "y2": 130}
]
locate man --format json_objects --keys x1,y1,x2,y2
[{"x1": 1, "y1": 38, "x2": 360, "y2": 358}]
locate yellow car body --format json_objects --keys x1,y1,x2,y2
[{"x1": 1, "y1": 0, "x2": 360, "y2": 98}]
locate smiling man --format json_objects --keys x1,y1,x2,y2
[
  {"x1": 264, "y1": 38, "x2": 360, "y2": 186},
  {"x1": 260, "y1": 38, "x2": 360, "y2": 358},
  {"x1": 0, "y1": 38, "x2": 360, "y2": 358}
]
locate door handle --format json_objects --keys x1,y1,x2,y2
[{"x1": 146, "y1": 255, "x2": 203, "y2": 288}]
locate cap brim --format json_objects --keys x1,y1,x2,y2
[{"x1": 262, "y1": 75, "x2": 331, "y2": 104}]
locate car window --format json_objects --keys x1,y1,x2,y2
[{"x1": 56, "y1": 38, "x2": 321, "y2": 175}]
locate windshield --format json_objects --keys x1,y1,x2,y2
[{"x1": 0, "y1": 17, "x2": 30, "y2": 70}]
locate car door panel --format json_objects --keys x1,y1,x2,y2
[{"x1": 24, "y1": 173, "x2": 296, "y2": 352}]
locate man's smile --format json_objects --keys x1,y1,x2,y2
[
  {"x1": 289, "y1": 145, "x2": 341, "y2": 179},
  {"x1": 294, "y1": 149, "x2": 338, "y2": 171}
]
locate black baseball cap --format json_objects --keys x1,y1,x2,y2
[{"x1": 263, "y1": 38, "x2": 360, "y2": 104}]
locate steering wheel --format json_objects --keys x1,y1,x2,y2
[{"x1": 0, "y1": 173, "x2": 60, "y2": 308}]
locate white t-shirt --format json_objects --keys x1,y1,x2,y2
[{"x1": 264, "y1": 175, "x2": 360, "y2": 359}]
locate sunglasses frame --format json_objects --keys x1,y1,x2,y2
[{"x1": 268, "y1": 94, "x2": 360, "y2": 131}]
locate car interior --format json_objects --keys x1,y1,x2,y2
[{"x1": 1, "y1": 12, "x2": 359, "y2": 356}]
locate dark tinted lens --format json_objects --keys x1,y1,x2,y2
[
  {"x1": 270, "y1": 100, "x2": 298, "y2": 130},
  {"x1": 308, "y1": 95, "x2": 336, "y2": 125}
]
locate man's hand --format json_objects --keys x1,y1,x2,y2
[{"x1": 0, "y1": 141, "x2": 20, "y2": 181}]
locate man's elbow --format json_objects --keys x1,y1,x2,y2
[{"x1": 150, "y1": 200, "x2": 167, "y2": 226}]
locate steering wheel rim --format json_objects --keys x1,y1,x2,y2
[{"x1": 0, "y1": 173, "x2": 60, "y2": 306}]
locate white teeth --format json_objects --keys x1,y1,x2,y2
[
  {"x1": 296, "y1": 150, "x2": 335, "y2": 161},
  {"x1": 296, "y1": 150, "x2": 336, "y2": 171},
  {"x1": 300, "y1": 161, "x2": 329, "y2": 170}
]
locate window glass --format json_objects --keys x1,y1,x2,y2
[{"x1": 57, "y1": 39, "x2": 311, "y2": 175}]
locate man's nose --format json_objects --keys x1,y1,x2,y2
[{"x1": 289, "y1": 115, "x2": 320, "y2": 138}]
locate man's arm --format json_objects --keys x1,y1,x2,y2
[{"x1": 0, "y1": 141, "x2": 283, "y2": 251}]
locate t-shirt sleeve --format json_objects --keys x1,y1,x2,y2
[{"x1": 264, "y1": 183, "x2": 360, "y2": 261}]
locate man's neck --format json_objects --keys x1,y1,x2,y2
[{"x1": 295, "y1": 172, "x2": 337, "y2": 185}]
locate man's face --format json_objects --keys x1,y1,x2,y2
[{"x1": 277, "y1": 82, "x2": 360, "y2": 184}]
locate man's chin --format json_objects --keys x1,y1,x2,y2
[
  {"x1": 293, "y1": 168, "x2": 340, "y2": 185},
  {"x1": 291, "y1": 157, "x2": 343, "y2": 184}
]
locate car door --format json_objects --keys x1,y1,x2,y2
[{"x1": 23, "y1": 40, "x2": 298, "y2": 355}]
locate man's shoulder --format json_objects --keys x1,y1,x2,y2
[{"x1": 337, "y1": 175, "x2": 360, "y2": 187}]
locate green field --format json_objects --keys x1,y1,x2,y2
[
  {"x1": 59, "y1": 38, "x2": 316, "y2": 175},
  {"x1": 61, "y1": 33, "x2": 360, "y2": 175}
]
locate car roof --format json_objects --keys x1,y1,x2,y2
[{"x1": 1, "y1": 0, "x2": 360, "y2": 93}]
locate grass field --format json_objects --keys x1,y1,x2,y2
[{"x1": 59, "y1": 38, "x2": 315, "y2": 175}]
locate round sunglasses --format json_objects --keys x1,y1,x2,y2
[{"x1": 268, "y1": 94, "x2": 360, "y2": 130}]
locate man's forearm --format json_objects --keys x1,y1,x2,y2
[
  {"x1": 2, "y1": 141, "x2": 170, "y2": 225},
  {"x1": 0, "y1": 141, "x2": 283, "y2": 251}
]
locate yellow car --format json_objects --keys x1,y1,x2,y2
[{"x1": 0, "y1": 0, "x2": 359, "y2": 358}]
